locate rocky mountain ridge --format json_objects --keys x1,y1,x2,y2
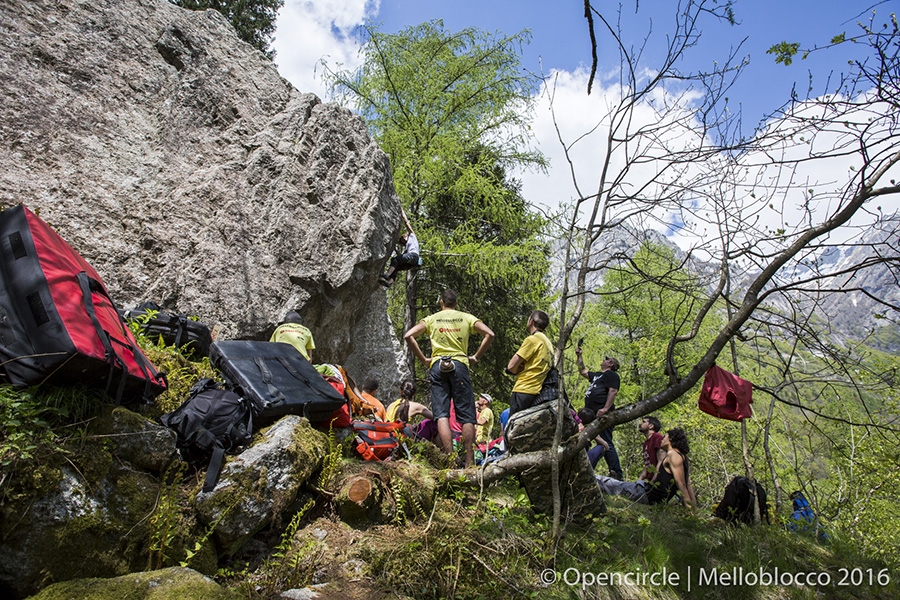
[{"x1": 550, "y1": 224, "x2": 900, "y2": 352}]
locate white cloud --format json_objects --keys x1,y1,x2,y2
[
  {"x1": 271, "y1": 0, "x2": 379, "y2": 100},
  {"x1": 517, "y1": 68, "x2": 897, "y2": 266},
  {"x1": 516, "y1": 68, "x2": 707, "y2": 227}
]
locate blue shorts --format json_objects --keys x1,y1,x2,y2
[{"x1": 429, "y1": 360, "x2": 476, "y2": 424}]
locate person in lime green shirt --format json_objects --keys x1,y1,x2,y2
[
  {"x1": 404, "y1": 289, "x2": 494, "y2": 468},
  {"x1": 269, "y1": 310, "x2": 315, "y2": 361},
  {"x1": 506, "y1": 309, "x2": 553, "y2": 416},
  {"x1": 475, "y1": 393, "x2": 495, "y2": 445}
]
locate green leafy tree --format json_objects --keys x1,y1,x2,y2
[
  {"x1": 324, "y1": 21, "x2": 550, "y2": 399},
  {"x1": 170, "y1": 0, "x2": 283, "y2": 59},
  {"x1": 571, "y1": 242, "x2": 720, "y2": 403}
]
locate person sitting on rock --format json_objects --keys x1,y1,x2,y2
[{"x1": 385, "y1": 380, "x2": 436, "y2": 442}]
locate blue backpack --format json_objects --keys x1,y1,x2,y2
[{"x1": 786, "y1": 491, "x2": 827, "y2": 540}]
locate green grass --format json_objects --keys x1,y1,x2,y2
[{"x1": 355, "y1": 485, "x2": 899, "y2": 600}]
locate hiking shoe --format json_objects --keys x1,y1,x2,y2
[{"x1": 609, "y1": 471, "x2": 623, "y2": 481}]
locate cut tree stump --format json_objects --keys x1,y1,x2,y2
[{"x1": 333, "y1": 460, "x2": 436, "y2": 526}]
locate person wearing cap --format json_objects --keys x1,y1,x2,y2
[
  {"x1": 404, "y1": 288, "x2": 494, "y2": 468},
  {"x1": 475, "y1": 393, "x2": 494, "y2": 444},
  {"x1": 506, "y1": 310, "x2": 554, "y2": 416},
  {"x1": 575, "y1": 348, "x2": 622, "y2": 479},
  {"x1": 269, "y1": 310, "x2": 315, "y2": 361}
]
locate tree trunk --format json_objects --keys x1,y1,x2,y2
[
  {"x1": 403, "y1": 267, "x2": 418, "y2": 376},
  {"x1": 336, "y1": 473, "x2": 385, "y2": 521}
]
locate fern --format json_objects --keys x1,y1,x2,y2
[
  {"x1": 147, "y1": 461, "x2": 186, "y2": 570},
  {"x1": 316, "y1": 427, "x2": 342, "y2": 491},
  {"x1": 391, "y1": 476, "x2": 408, "y2": 525},
  {"x1": 180, "y1": 496, "x2": 238, "y2": 568}
]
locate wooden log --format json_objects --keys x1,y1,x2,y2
[
  {"x1": 336, "y1": 471, "x2": 388, "y2": 522},
  {"x1": 333, "y1": 460, "x2": 436, "y2": 525}
]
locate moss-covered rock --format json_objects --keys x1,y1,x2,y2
[
  {"x1": 194, "y1": 415, "x2": 328, "y2": 555},
  {"x1": 25, "y1": 566, "x2": 242, "y2": 600},
  {"x1": 108, "y1": 406, "x2": 178, "y2": 473},
  {"x1": 0, "y1": 409, "x2": 171, "y2": 598}
]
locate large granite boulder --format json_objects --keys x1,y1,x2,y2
[{"x1": 0, "y1": 0, "x2": 408, "y2": 390}]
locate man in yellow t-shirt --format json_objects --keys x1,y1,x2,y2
[
  {"x1": 404, "y1": 289, "x2": 494, "y2": 468},
  {"x1": 475, "y1": 393, "x2": 495, "y2": 444},
  {"x1": 506, "y1": 309, "x2": 553, "y2": 416},
  {"x1": 269, "y1": 310, "x2": 315, "y2": 361}
]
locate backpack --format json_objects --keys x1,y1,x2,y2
[
  {"x1": 159, "y1": 378, "x2": 253, "y2": 492},
  {"x1": 536, "y1": 366, "x2": 559, "y2": 405},
  {"x1": 787, "y1": 491, "x2": 827, "y2": 540},
  {"x1": 351, "y1": 420, "x2": 406, "y2": 461},
  {"x1": 714, "y1": 475, "x2": 769, "y2": 524},
  {"x1": 119, "y1": 301, "x2": 213, "y2": 358}
]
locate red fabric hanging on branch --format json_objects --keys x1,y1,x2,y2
[{"x1": 698, "y1": 364, "x2": 753, "y2": 421}]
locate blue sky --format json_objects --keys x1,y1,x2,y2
[
  {"x1": 271, "y1": 0, "x2": 891, "y2": 231},
  {"x1": 372, "y1": 0, "x2": 870, "y2": 124},
  {"x1": 274, "y1": 0, "x2": 880, "y2": 122}
]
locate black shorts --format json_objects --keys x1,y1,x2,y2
[
  {"x1": 509, "y1": 392, "x2": 540, "y2": 417},
  {"x1": 429, "y1": 360, "x2": 476, "y2": 424},
  {"x1": 390, "y1": 252, "x2": 419, "y2": 271}
]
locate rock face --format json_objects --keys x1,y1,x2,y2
[
  {"x1": 0, "y1": 407, "x2": 178, "y2": 599},
  {"x1": 195, "y1": 415, "x2": 329, "y2": 555},
  {"x1": 0, "y1": 0, "x2": 409, "y2": 390}
]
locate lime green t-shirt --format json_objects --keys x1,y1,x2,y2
[
  {"x1": 270, "y1": 323, "x2": 315, "y2": 361},
  {"x1": 423, "y1": 309, "x2": 481, "y2": 367},
  {"x1": 511, "y1": 331, "x2": 553, "y2": 394},
  {"x1": 476, "y1": 406, "x2": 494, "y2": 443}
]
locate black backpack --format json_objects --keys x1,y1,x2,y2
[
  {"x1": 160, "y1": 378, "x2": 253, "y2": 492},
  {"x1": 714, "y1": 475, "x2": 770, "y2": 525},
  {"x1": 120, "y1": 301, "x2": 213, "y2": 358}
]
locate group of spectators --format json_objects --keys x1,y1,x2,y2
[{"x1": 271, "y1": 284, "x2": 696, "y2": 510}]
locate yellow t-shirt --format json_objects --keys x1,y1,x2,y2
[
  {"x1": 511, "y1": 331, "x2": 553, "y2": 394},
  {"x1": 385, "y1": 399, "x2": 404, "y2": 422},
  {"x1": 476, "y1": 406, "x2": 494, "y2": 443},
  {"x1": 422, "y1": 309, "x2": 481, "y2": 367},
  {"x1": 269, "y1": 323, "x2": 315, "y2": 361}
]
